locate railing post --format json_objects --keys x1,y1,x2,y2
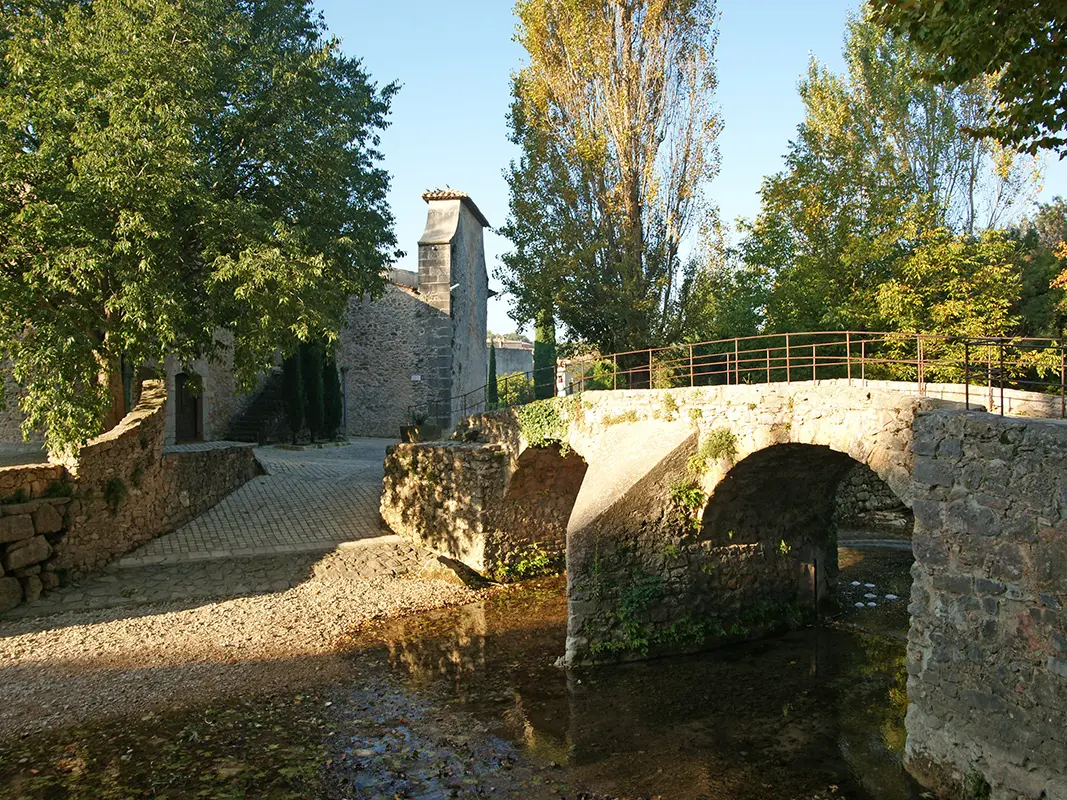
[
  {"x1": 964, "y1": 340, "x2": 970, "y2": 410},
  {"x1": 1061, "y1": 339, "x2": 1065, "y2": 419},
  {"x1": 786, "y1": 333, "x2": 791, "y2": 383},
  {"x1": 766, "y1": 348, "x2": 771, "y2": 383},
  {"x1": 689, "y1": 344, "x2": 694, "y2": 387},
  {"x1": 613, "y1": 354, "x2": 617, "y2": 391},
  {"x1": 861, "y1": 339, "x2": 866, "y2": 382},
  {"x1": 734, "y1": 339, "x2": 740, "y2": 384},
  {"x1": 918, "y1": 334, "x2": 925, "y2": 395},
  {"x1": 812, "y1": 344, "x2": 816, "y2": 381},
  {"x1": 999, "y1": 342, "x2": 1005, "y2": 416},
  {"x1": 649, "y1": 348, "x2": 653, "y2": 390},
  {"x1": 846, "y1": 332, "x2": 852, "y2": 384}
]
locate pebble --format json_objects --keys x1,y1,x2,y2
[
  {"x1": 864, "y1": 593, "x2": 877, "y2": 599},
  {"x1": 851, "y1": 581, "x2": 861, "y2": 586},
  {"x1": 864, "y1": 583, "x2": 876, "y2": 588},
  {"x1": 866, "y1": 602, "x2": 877, "y2": 607},
  {"x1": 854, "y1": 602, "x2": 866, "y2": 608},
  {"x1": 885, "y1": 594, "x2": 899, "y2": 600}
]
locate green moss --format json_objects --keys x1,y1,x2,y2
[
  {"x1": 603, "y1": 409, "x2": 639, "y2": 426},
  {"x1": 0, "y1": 488, "x2": 28, "y2": 505},
  {"x1": 493, "y1": 543, "x2": 563, "y2": 582},
  {"x1": 104, "y1": 478, "x2": 127, "y2": 513},
  {"x1": 515, "y1": 395, "x2": 582, "y2": 454},
  {"x1": 661, "y1": 393, "x2": 678, "y2": 417},
  {"x1": 687, "y1": 427, "x2": 739, "y2": 476},
  {"x1": 688, "y1": 408, "x2": 702, "y2": 424}
]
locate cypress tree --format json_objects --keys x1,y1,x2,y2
[
  {"x1": 533, "y1": 310, "x2": 557, "y2": 400},
  {"x1": 282, "y1": 352, "x2": 304, "y2": 444},
  {"x1": 487, "y1": 342, "x2": 499, "y2": 408},
  {"x1": 323, "y1": 355, "x2": 343, "y2": 438},
  {"x1": 301, "y1": 341, "x2": 325, "y2": 441}
]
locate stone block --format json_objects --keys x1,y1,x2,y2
[
  {"x1": 1047, "y1": 779, "x2": 1067, "y2": 800},
  {"x1": 1049, "y1": 658, "x2": 1067, "y2": 680},
  {"x1": 0, "y1": 514, "x2": 34, "y2": 544},
  {"x1": 40, "y1": 571, "x2": 59, "y2": 590},
  {"x1": 33, "y1": 502, "x2": 64, "y2": 535},
  {"x1": 2, "y1": 535, "x2": 52, "y2": 572},
  {"x1": 913, "y1": 456, "x2": 954, "y2": 488},
  {"x1": 0, "y1": 576, "x2": 21, "y2": 612},
  {"x1": 20, "y1": 574, "x2": 41, "y2": 602}
]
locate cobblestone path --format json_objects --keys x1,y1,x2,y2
[{"x1": 4, "y1": 440, "x2": 428, "y2": 619}]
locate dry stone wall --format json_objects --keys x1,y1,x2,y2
[
  {"x1": 0, "y1": 380, "x2": 259, "y2": 613},
  {"x1": 905, "y1": 410, "x2": 1067, "y2": 800},
  {"x1": 833, "y1": 462, "x2": 912, "y2": 533}
]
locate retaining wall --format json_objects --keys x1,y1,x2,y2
[
  {"x1": 905, "y1": 410, "x2": 1067, "y2": 799},
  {"x1": 0, "y1": 380, "x2": 260, "y2": 613}
]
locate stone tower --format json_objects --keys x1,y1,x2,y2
[{"x1": 417, "y1": 190, "x2": 490, "y2": 429}]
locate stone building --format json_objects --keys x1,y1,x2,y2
[
  {"x1": 490, "y1": 338, "x2": 534, "y2": 378},
  {"x1": 0, "y1": 190, "x2": 491, "y2": 449}
]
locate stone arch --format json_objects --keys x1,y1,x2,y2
[
  {"x1": 485, "y1": 443, "x2": 589, "y2": 579},
  {"x1": 698, "y1": 443, "x2": 865, "y2": 615}
]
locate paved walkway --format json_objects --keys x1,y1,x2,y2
[
  {"x1": 3, "y1": 439, "x2": 428, "y2": 620},
  {"x1": 118, "y1": 439, "x2": 395, "y2": 566}
]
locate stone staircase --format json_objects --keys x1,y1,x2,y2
[{"x1": 226, "y1": 370, "x2": 288, "y2": 444}]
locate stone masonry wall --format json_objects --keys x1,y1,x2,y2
[
  {"x1": 834, "y1": 462, "x2": 912, "y2": 534},
  {"x1": 338, "y1": 283, "x2": 442, "y2": 438},
  {"x1": 380, "y1": 440, "x2": 583, "y2": 578},
  {"x1": 905, "y1": 410, "x2": 1067, "y2": 800},
  {"x1": 0, "y1": 380, "x2": 259, "y2": 613}
]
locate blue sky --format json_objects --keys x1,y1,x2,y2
[{"x1": 316, "y1": 0, "x2": 1067, "y2": 335}]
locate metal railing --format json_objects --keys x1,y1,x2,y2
[{"x1": 408, "y1": 331, "x2": 1067, "y2": 426}]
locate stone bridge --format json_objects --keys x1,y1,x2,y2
[{"x1": 381, "y1": 377, "x2": 1067, "y2": 799}]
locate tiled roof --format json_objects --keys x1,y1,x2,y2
[{"x1": 421, "y1": 189, "x2": 490, "y2": 228}]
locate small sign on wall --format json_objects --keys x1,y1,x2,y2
[{"x1": 411, "y1": 375, "x2": 421, "y2": 382}]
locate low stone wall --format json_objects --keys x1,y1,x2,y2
[
  {"x1": 833, "y1": 462, "x2": 911, "y2": 533},
  {"x1": 380, "y1": 439, "x2": 583, "y2": 579},
  {"x1": 905, "y1": 410, "x2": 1067, "y2": 799},
  {"x1": 0, "y1": 381, "x2": 260, "y2": 613}
]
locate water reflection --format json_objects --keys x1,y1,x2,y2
[{"x1": 358, "y1": 577, "x2": 923, "y2": 800}]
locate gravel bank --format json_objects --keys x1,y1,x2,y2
[{"x1": 0, "y1": 550, "x2": 486, "y2": 738}]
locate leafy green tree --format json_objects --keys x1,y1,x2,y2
[
  {"x1": 486, "y1": 343, "x2": 499, "y2": 408},
  {"x1": 739, "y1": 9, "x2": 1036, "y2": 334},
  {"x1": 532, "y1": 310, "x2": 556, "y2": 400},
  {"x1": 872, "y1": 0, "x2": 1067, "y2": 155},
  {"x1": 282, "y1": 353, "x2": 304, "y2": 444},
  {"x1": 497, "y1": 372, "x2": 534, "y2": 408},
  {"x1": 0, "y1": 0, "x2": 398, "y2": 455},
  {"x1": 300, "y1": 341, "x2": 324, "y2": 440},
  {"x1": 323, "y1": 355, "x2": 343, "y2": 439},
  {"x1": 500, "y1": 0, "x2": 722, "y2": 354}
]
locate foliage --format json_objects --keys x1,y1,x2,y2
[
  {"x1": 602, "y1": 409, "x2": 639, "y2": 426},
  {"x1": 532, "y1": 309, "x2": 556, "y2": 400},
  {"x1": 739, "y1": 9, "x2": 1037, "y2": 335},
  {"x1": 497, "y1": 371, "x2": 534, "y2": 408},
  {"x1": 500, "y1": 0, "x2": 722, "y2": 354},
  {"x1": 282, "y1": 354, "x2": 304, "y2": 445},
  {"x1": 652, "y1": 347, "x2": 690, "y2": 389},
  {"x1": 514, "y1": 395, "x2": 579, "y2": 452},
  {"x1": 668, "y1": 476, "x2": 705, "y2": 533},
  {"x1": 487, "y1": 343, "x2": 499, "y2": 407},
  {"x1": 660, "y1": 393, "x2": 679, "y2": 417},
  {"x1": 493, "y1": 543, "x2": 562, "y2": 582},
  {"x1": 578, "y1": 359, "x2": 621, "y2": 391},
  {"x1": 323, "y1": 356, "x2": 343, "y2": 439},
  {"x1": 0, "y1": 0, "x2": 398, "y2": 455},
  {"x1": 103, "y1": 477, "x2": 126, "y2": 513},
  {"x1": 687, "y1": 427, "x2": 738, "y2": 475},
  {"x1": 872, "y1": 0, "x2": 1067, "y2": 155}
]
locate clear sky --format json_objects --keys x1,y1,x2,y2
[{"x1": 315, "y1": 0, "x2": 1067, "y2": 335}]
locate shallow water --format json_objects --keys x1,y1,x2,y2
[
  {"x1": 1, "y1": 551, "x2": 923, "y2": 799},
  {"x1": 355, "y1": 574, "x2": 924, "y2": 800}
]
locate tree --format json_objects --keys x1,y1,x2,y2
[
  {"x1": 739, "y1": 9, "x2": 1037, "y2": 334},
  {"x1": 532, "y1": 310, "x2": 556, "y2": 399},
  {"x1": 0, "y1": 0, "x2": 398, "y2": 455},
  {"x1": 323, "y1": 355, "x2": 343, "y2": 439},
  {"x1": 300, "y1": 341, "x2": 324, "y2": 441},
  {"x1": 486, "y1": 343, "x2": 499, "y2": 408},
  {"x1": 500, "y1": 0, "x2": 722, "y2": 354},
  {"x1": 282, "y1": 353, "x2": 303, "y2": 444},
  {"x1": 872, "y1": 1, "x2": 1067, "y2": 155}
]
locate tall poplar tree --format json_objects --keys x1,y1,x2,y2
[{"x1": 499, "y1": 0, "x2": 722, "y2": 354}]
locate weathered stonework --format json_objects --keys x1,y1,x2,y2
[
  {"x1": 905, "y1": 410, "x2": 1067, "y2": 799},
  {"x1": 0, "y1": 380, "x2": 260, "y2": 614},
  {"x1": 380, "y1": 439, "x2": 584, "y2": 578},
  {"x1": 382, "y1": 379, "x2": 953, "y2": 665},
  {"x1": 834, "y1": 461, "x2": 912, "y2": 533}
]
